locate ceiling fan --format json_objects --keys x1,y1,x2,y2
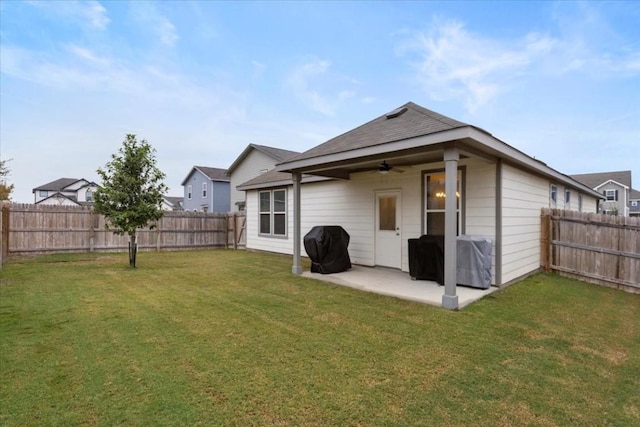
[{"x1": 377, "y1": 160, "x2": 405, "y2": 174}]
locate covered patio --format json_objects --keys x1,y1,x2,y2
[{"x1": 302, "y1": 265, "x2": 499, "y2": 309}]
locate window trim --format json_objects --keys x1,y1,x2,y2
[
  {"x1": 565, "y1": 189, "x2": 571, "y2": 205},
  {"x1": 202, "y1": 182, "x2": 207, "y2": 198},
  {"x1": 421, "y1": 167, "x2": 465, "y2": 236},
  {"x1": 605, "y1": 189, "x2": 617, "y2": 201},
  {"x1": 187, "y1": 185, "x2": 192, "y2": 200},
  {"x1": 258, "y1": 188, "x2": 288, "y2": 238},
  {"x1": 550, "y1": 184, "x2": 558, "y2": 206}
]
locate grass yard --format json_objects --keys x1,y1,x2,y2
[{"x1": 1, "y1": 250, "x2": 639, "y2": 426}]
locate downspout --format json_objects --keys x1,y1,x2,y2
[
  {"x1": 442, "y1": 147, "x2": 459, "y2": 310},
  {"x1": 292, "y1": 171, "x2": 303, "y2": 274}
]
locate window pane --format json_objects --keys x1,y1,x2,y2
[
  {"x1": 273, "y1": 190, "x2": 286, "y2": 213},
  {"x1": 274, "y1": 214, "x2": 286, "y2": 235},
  {"x1": 260, "y1": 214, "x2": 270, "y2": 234},
  {"x1": 379, "y1": 196, "x2": 396, "y2": 231},
  {"x1": 427, "y1": 212, "x2": 445, "y2": 235},
  {"x1": 260, "y1": 192, "x2": 270, "y2": 212},
  {"x1": 426, "y1": 174, "x2": 446, "y2": 210}
]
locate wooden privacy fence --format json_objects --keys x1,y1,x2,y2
[
  {"x1": 541, "y1": 208, "x2": 640, "y2": 293},
  {"x1": 1, "y1": 203, "x2": 246, "y2": 258}
]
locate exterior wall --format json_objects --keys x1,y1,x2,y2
[
  {"x1": 183, "y1": 170, "x2": 210, "y2": 212},
  {"x1": 76, "y1": 185, "x2": 99, "y2": 203},
  {"x1": 500, "y1": 164, "x2": 549, "y2": 284},
  {"x1": 34, "y1": 191, "x2": 51, "y2": 203},
  {"x1": 37, "y1": 196, "x2": 79, "y2": 206},
  {"x1": 212, "y1": 181, "x2": 231, "y2": 213},
  {"x1": 597, "y1": 182, "x2": 629, "y2": 216},
  {"x1": 246, "y1": 159, "x2": 498, "y2": 275},
  {"x1": 230, "y1": 150, "x2": 280, "y2": 210},
  {"x1": 64, "y1": 180, "x2": 89, "y2": 191}
]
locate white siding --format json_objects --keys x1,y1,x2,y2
[
  {"x1": 230, "y1": 150, "x2": 281, "y2": 210},
  {"x1": 37, "y1": 196, "x2": 79, "y2": 206},
  {"x1": 501, "y1": 164, "x2": 548, "y2": 283},
  {"x1": 246, "y1": 160, "x2": 498, "y2": 274}
]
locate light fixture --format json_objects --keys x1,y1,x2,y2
[{"x1": 378, "y1": 161, "x2": 391, "y2": 174}]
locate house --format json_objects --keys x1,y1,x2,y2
[
  {"x1": 237, "y1": 102, "x2": 602, "y2": 310},
  {"x1": 570, "y1": 170, "x2": 636, "y2": 217},
  {"x1": 33, "y1": 178, "x2": 100, "y2": 206},
  {"x1": 630, "y1": 188, "x2": 640, "y2": 217},
  {"x1": 181, "y1": 166, "x2": 230, "y2": 212},
  {"x1": 226, "y1": 144, "x2": 300, "y2": 211},
  {"x1": 162, "y1": 196, "x2": 184, "y2": 211}
]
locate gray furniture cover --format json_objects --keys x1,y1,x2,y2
[{"x1": 456, "y1": 235, "x2": 492, "y2": 289}]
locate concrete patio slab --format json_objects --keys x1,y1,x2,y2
[{"x1": 302, "y1": 265, "x2": 499, "y2": 309}]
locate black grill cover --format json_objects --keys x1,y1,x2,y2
[
  {"x1": 303, "y1": 226, "x2": 351, "y2": 274},
  {"x1": 408, "y1": 235, "x2": 444, "y2": 285}
]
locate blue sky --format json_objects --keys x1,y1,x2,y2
[{"x1": 1, "y1": 1, "x2": 639, "y2": 203}]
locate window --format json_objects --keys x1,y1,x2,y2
[
  {"x1": 550, "y1": 185, "x2": 557, "y2": 206},
  {"x1": 424, "y1": 171, "x2": 462, "y2": 235},
  {"x1": 187, "y1": 185, "x2": 192, "y2": 200},
  {"x1": 632, "y1": 201, "x2": 638, "y2": 207},
  {"x1": 578, "y1": 194, "x2": 583, "y2": 212},
  {"x1": 202, "y1": 182, "x2": 207, "y2": 198},
  {"x1": 39, "y1": 190, "x2": 47, "y2": 197},
  {"x1": 605, "y1": 189, "x2": 618, "y2": 201},
  {"x1": 565, "y1": 189, "x2": 571, "y2": 205},
  {"x1": 86, "y1": 189, "x2": 93, "y2": 202},
  {"x1": 259, "y1": 189, "x2": 287, "y2": 236}
]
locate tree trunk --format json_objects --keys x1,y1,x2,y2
[{"x1": 129, "y1": 233, "x2": 137, "y2": 268}]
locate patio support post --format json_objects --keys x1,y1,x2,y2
[
  {"x1": 291, "y1": 171, "x2": 303, "y2": 275},
  {"x1": 442, "y1": 147, "x2": 459, "y2": 310}
]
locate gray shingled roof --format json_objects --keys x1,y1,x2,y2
[
  {"x1": 282, "y1": 101, "x2": 474, "y2": 163},
  {"x1": 236, "y1": 169, "x2": 330, "y2": 190},
  {"x1": 32, "y1": 178, "x2": 80, "y2": 192},
  {"x1": 227, "y1": 144, "x2": 300, "y2": 174},
  {"x1": 195, "y1": 166, "x2": 229, "y2": 181},
  {"x1": 570, "y1": 170, "x2": 632, "y2": 189}
]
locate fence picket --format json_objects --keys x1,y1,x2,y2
[
  {"x1": 541, "y1": 208, "x2": 640, "y2": 293},
  {"x1": 3, "y1": 203, "x2": 246, "y2": 256}
]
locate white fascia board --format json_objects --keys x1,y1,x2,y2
[
  {"x1": 236, "y1": 175, "x2": 331, "y2": 191},
  {"x1": 593, "y1": 179, "x2": 629, "y2": 191},
  {"x1": 467, "y1": 128, "x2": 603, "y2": 199},
  {"x1": 275, "y1": 127, "x2": 471, "y2": 173}
]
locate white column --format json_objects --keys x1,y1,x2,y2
[
  {"x1": 442, "y1": 147, "x2": 459, "y2": 310},
  {"x1": 291, "y1": 171, "x2": 303, "y2": 274}
]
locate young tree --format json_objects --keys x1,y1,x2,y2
[
  {"x1": 0, "y1": 159, "x2": 15, "y2": 201},
  {"x1": 94, "y1": 134, "x2": 168, "y2": 267}
]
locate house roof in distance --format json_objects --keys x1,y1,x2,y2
[
  {"x1": 181, "y1": 166, "x2": 230, "y2": 185},
  {"x1": 31, "y1": 178, "x2": 98, "y2": 193},
  {"x1": 227, "y1": 144, "x2": 300, "y2": 174},
  {"x1": 33, "y1": 178, "x2": 81, "y2": 192},
  {"x1": 570, "y1": 170, "x2": 632, "y2": 190}
]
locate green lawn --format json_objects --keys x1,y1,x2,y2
[{"x1": 1, "y1": 250, "x2": 638, "y2": 426}]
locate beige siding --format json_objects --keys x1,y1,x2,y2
[
  {"x1": 246, "y1": 160, "x2": 499, "y2": 274},
  {"x1": 501, "y1": 164, "x2": 548, "y2": 283},
  {"x1": 230, "y1": 150, "x2": 281, "y2": 211}
]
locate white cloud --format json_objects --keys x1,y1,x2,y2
[
  {"x1": 26, "y1": 0, "x2": 110, "y2": 30},
  {"x1": 287, "y1": 59, "x2": 359, "y2": 116},
  {"x1": 130, "y1": 2, "x2": 179, "y2": 47},
  {"x1": 398, "y1": 19, "x2": 555, "y2": 113}
]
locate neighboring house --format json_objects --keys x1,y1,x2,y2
[
  {"x1": 33, "y1": 178, "x2": 100, "y2": 206},
  {"x1": 162, "y1": 196, "x2": 184, "y2": 211},
  {"x1": 226, "y1": 144, "x2": 300, "y2": 211},
  {"x1": 237, "y1": 101, "x2": 602, "y2": 310},
  {"x1": 629, "y1": 188, "x2": 640, "y2": 217},
  {"x1": 570, "y1": 170, "x2": 635, "y2": 216},
  {"x1": 181, "y1": 166, "x2": 230, "y2": 212}
]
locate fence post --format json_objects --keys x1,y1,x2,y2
[
  {"x1": 232, "y1": 212, "x2": 238, "y2": 250},
  {"x1": 89, "y1": 209, "x2": 95, "y2": 252},
  {"x1": 224, "y1": 214, "x2": 229, "y2": 249},
  {"x1": 1, "y1": 204, "x2": 9, "y2": 265},
  {"x1": 540, "y1": 208, "x2": 549, "y2": 271},
  {"x1": 156, "y1": 217, "x2": 162, "y2": 252}
]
